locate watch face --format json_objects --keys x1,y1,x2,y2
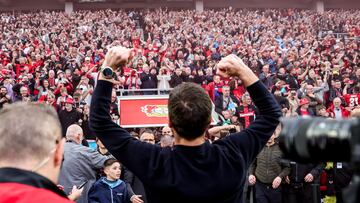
[{"x1": 103, "y1": 68, "x2": 113, "y2": 77}]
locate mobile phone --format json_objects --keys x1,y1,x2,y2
[{"x1": 77, "y1": 180, "x2": 88, "y2": 189}]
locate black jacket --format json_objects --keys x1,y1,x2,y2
[
  {"x1": 169, "y1": 75, "x2": 183, "y2": 88},
  {"x1": 214, "y1": 95, "x2": 239, "y2": 115},
  {"x1": 285, "y1": 74, "x2": 300, "y2": 90},
  {"x1": 58, "y1": 108, "x2": 82, "y2": 137},
  {"x1": 123, "y1": 167, "x2": 147, "y2": 203},
  {"x1": 140, "y1": 72, "x2": 157, "y2": 89},
  {"x1": 288, "y1": 163, "x2": 325, "y2": 184},
  {"x1": 89, "y1": 80, "x2": 281, "y2": 203}
]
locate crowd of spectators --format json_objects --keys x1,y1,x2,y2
[{"x1": 0, "y1": 8, "x2": 359, "y2": 203}]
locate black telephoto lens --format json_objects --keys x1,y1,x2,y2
[{"x1": 279, "y1": 117, "x2": 360, "y2": 163}]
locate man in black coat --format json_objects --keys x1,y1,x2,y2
[
  {"x1": 140, "y1": 65, "x2": 157, "y2": 95},
  {"x1": 90, "y1": 47, "x2": 281, "y2": 203},
  {"x1": 283, "y1": 162, "x2": 325, "y2": 203},
  {"x1": 169, "y1": 67, "x2": 183, "y2": 88},
  {"x1": 58, "y1": 98, "x2": 82, "y2": 137}
]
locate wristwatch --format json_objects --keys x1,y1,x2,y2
[{"x1": 101, "y1": 67, "x2": 114, "y2": 79}]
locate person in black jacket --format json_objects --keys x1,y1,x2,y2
[
  {"x1": 58, "y1": 98, "x2": 82, "y2": 137},
  {"x1": 285, "y1": 68, "x2": 300, "y2": 90},
  {"x1": 169, "y1": 67, "x2": 183, "y2": 88},
  {"x1": 215, "y1": 85, "x2": 239, "y2": 116},
  {"x1": 283, "y1": 162, "x2": 325, "y2": 203},
  {"x1": 89, "y1": 47, "x2": 281, "y2": 203},
  {"x1": 123, "y1": 130, "x2": 156, "y2": 203},
  {"x1": 139, "y1": 65, "x2": 157, "y2": 95}
]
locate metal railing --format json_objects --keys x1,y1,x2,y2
[{"x1": 116, "y1": 88, "x2": 173, "y2": 96}]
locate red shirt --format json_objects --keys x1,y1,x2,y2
[
  {"x1": 300, "y1": 109, "x2": 310, "y2": 116},
  {"x1": 0, "y1": 183, "x2": 72, "y2": 203},
  {"x1": 343, "y1": 94, "x2": 360, "y2": 107}
]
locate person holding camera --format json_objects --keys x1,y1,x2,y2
[
  {"x1": 249, "y1": 125, "x2": 290, "y2": 203},
  {"x1": 89, "y1": 47, "x2": 281, "y2": 203}
]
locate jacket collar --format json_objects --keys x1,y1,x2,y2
[{"x1": 0, "y1": 167, "x2": 68, "y2": 198}]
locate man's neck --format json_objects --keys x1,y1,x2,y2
[{"x1": 174, "y1": 134, "x2": 205, "y2": 146}]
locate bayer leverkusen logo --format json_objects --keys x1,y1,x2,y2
[{"x1": 141, "y1": 105, "x2": 168, "y2": 117}]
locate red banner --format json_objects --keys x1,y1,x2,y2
[
  {"x1": 119, "y1": 96, "x2": 169, "y2": 128},
  {"x1": 118, "y1": 96, "x2": 219, "y2": 128}
]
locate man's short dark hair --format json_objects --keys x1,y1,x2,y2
[{"x1": 168, "y1": 83, "x2": 212, "y2": 140}]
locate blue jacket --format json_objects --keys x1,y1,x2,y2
[{"x1": 88, "y1": 177, "x2": 130, "y2": 203}]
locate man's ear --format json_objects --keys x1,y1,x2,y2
[{"x1": 54, "y1": 138, "x2": 65, "y2": 168}]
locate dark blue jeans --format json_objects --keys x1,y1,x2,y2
[{"x1": 255, "y1": 181, "x2": 282, "y2": 203}]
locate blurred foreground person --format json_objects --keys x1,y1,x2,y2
[
  {"x1": 90, "y1": 47, "x2": 281, "y2": 203},
  {"x1": 0, "y1": 103, "x2": 81, "y2": 202}
]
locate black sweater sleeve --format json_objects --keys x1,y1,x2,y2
[
  {"x1": 217, "y1": 81, "x2": 281, "y2": 168},
  {"x1": 89, "y1": 80, "x2": 162, "y2": 183}
]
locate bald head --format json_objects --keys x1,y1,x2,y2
[
  {"x1": 162, "y1": 126, "x2": 173, "y2": 136},
  {"x1": 66, "y1": 124, "x2": 83, "y2": 144}
]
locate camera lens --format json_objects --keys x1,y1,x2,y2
[{"x1": 279, "y1": 117, "x2": 359, "y2": 163}]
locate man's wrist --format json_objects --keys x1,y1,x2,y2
[
  {"x1": 98, "y1": 74, "x2": 113, "y2": 83},
  {"x1": 238, "y1": 70, "x2": 259, "y2": 87}
]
